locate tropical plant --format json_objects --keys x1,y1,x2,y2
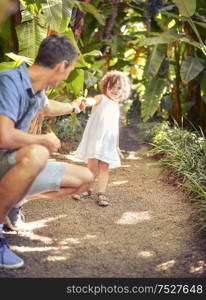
[{"x1": 1, "y1": 0, "x2": 206, "y2": 134}]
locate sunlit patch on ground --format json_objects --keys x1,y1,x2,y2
[
  {"x1": 116, "y1": 211, "x2": 151, "y2": 224},
  {"x1": 63, "y1": 154, "x2": 82, "y2": 163},
  {"x1": 138, "y1": 251, "x2": 154, "y2": 258},
  {"x1": 126, "y1": 152, "x2": 142, "y2": 160},
  {"x1": 17, "y1": 231, "x2": 53, "y2": 243},
  {"x1": 190, "y1": 260, "x2": 206, "y2": 275},
  {"x1": 112, "y1": 180, "x2": 128, "y2": 185},
  {"x1": 45, "y1": 255, "x2": 69, "y2": 262},
  {"x1": 58, "y1": 238, "x2": 80, "y2": 245},
  {"x1": 17, "y1": 214, "x2": 68, "y2": 231},
  {"x1": 155, "y1": 260, "x2": 176, "y2": 271},
  {"x1": 12, "y1": 246, "x2": 59, "y2": 253}
]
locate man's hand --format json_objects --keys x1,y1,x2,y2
[
  {"x1": 43, "y1": 132, "x2": 61, "y2": 153},
  {"x1": 72, "y1": 97, "x2": 87, "y2": 113}
]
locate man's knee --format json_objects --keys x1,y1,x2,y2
[
  {"x1": 77, "y1": 168, "x2": 94, "y2": 186},
  {"x1": 20, "y1": 145, "x2": 49, "y2": 172},
  {"x1": 84, "y1": 169, "x2": 94, "y2": 184}
]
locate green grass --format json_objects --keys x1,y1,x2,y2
[{"x1": 138, "y1": 121, "x2": 206, "y2": 231}]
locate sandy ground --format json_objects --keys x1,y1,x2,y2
[{"x1": 1, "y1": 126, "x2": 206, "y2": 278}]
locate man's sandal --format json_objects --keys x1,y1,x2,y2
[
  {"x1": 96, "y1": 192, "x2": 111, "y2": 207},
  {"x1": 72, "y1": 189, "x2": 93, "y2": 201}
]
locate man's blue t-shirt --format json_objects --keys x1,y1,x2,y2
[{"x1": 0, "y1": 63, "x2": 48, "y2": 132}]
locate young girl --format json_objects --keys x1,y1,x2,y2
[{"x1": 73, "y1": 70, "x2": 131, "y2": 206}]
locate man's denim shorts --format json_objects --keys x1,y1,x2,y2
[{"x1": 0, "y1": 150, "x2": 67, "y2": 195}]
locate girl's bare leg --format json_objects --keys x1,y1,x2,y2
[
  {"x1": 88, "y1": 158, "x2": 98, "y2": 179},
  {"x1": 98, "y1": 160, "x2": 109, "y2": 193}
]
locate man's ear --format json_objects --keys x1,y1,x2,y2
[
  {"x1": 59, "y1": 60, "x2": 70, "y2": 71},
  {"x1": 53, "y1": 61, "x2": 68, "y2": 72}
]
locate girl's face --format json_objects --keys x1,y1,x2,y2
[{"x1": 106, "y1": 81, "x2": 122, "y2": 101}]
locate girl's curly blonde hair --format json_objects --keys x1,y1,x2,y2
[{"x1": 99, "y1": 70, "x2": 131, "y2": 101}]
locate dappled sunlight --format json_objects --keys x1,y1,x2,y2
[
  {"x1": 61, "y1": 154, "x2": 82, "y2": 163},
  {"x1": 138, "y1": 251, "x2": 154, "y2": 258},
  {"x1": 82, "y1": 234, "x2": 96, "y2": 240},
  {"x1": 59, "y1": 234, "x2": 97, "y2": 246},
  {"x1": 18, "y1": 214, "x2": 68, "y2": 231},
  {"x1": 12, "y1": 245, "x2": 61, "y2": 253},
  {"x1": 155, "y1": 260, "x2": 176, "y2": 271},
  {"x1": 126, "y1": 152, "x2": 142, "y2": 160},
  {"x1": 15, "y1": 215, "x2": 68, "y2": 244},
  {"x1": 19, "y1": 231, "x2": 53, "y2": 243},
  {"x1": 12, "y1": 233, "x2": 98, "y2": 267},
  {"x1": 189, "y1": 260, "x2": 206, "y2": 275},
  {"x1": 121, "y1": 164, "x2": 131, "y2": 168},
  {"x1": 112, "y1": 180, "x2": 128, "y2": 185},
  {"x1": 116, "y1": 211, "x2": 151, "y2": 224},
  {"x1": 58, "y1": 238, "x2": 80, "y2": 245},
  {"x1": 46, "y1": 255, "x2": 70, "y2": 262}
]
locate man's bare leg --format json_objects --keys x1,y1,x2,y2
[
  {"x1": 27, "y1": 163, "x2": 94, "y2": 200},
  {"x1": 0, "y1": 145, "x2": 49, "y2": 223}
]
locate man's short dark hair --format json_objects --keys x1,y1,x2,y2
[{"x1": 35, "y1": 33, "x2": 79, "y2": 68}]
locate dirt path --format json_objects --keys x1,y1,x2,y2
[{"x1": 1, "y1": 126, "x2": 206, "y2": 278}]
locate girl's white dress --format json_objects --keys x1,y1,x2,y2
[{"x1": 75, "y1": 94, "x2": 121, "y2": 168}]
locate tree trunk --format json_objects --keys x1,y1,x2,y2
[
  {"x1": 172, "y1": 43, "x2": 181, "y2": 125},
  {"x1": 72, "y1": 0, "x2": 91, "y2": 39},
  {"x1": 102, "y1": 0, "x2": 119, "y2": 40}
]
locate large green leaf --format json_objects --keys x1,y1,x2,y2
[
  {"x1": 74, "y1": 1, "x2": 105, "y2": 25},
  {"x1": 84, "y1": 71, "x2": 98, "y2": 88},
  {"x1": 0, "y1": 52, "x2": 33, "y2": 70},
  {"x1": 0, "y1": 61, "x2": 18, "y2": 70},
  {"x1": 38, "y1": 0, "x2": 73, "y2": 32},
  {"x1": 66, "y1": 69, "x2": 84, "y2": 96},
  {"x1": 63, "y1": 27, "x2": 89, "y2": 68},
  {"x1": 141, "y1": 78, "x2": 167, "y2": 121},
  {"x1": 16, "y1": 19, "x2": 47, "y2": 59},
  {"x1": 173, "y1": 0, "x2": 196, "y2": 17},
  {"x1": 179, "y1": 37, "x2": 203, "y2": 50},
  {"x1": 6, "y1": 52, "x2": 33, "y2": 65},
  {"x1": 180, "y1": 56, "x2": 205, "y2": 84},
  {"x1": 200, "y1": 70, "x2": 206, "y2": 94},
  {"x1": 139, "y1": 31, "x2": 179, "y2": 47},
  {"x1": 83, "y1": 50, "x2": 102, "y2": 58},
  {"x1": 145, "y1": 44, "x2": 167, "y2": 78}
]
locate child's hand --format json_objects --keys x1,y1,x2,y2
[
  {"x1": 117, "y1": 147, "x2": 124, "y2": 159},
  {"x1": 85, "y1": 97, "x2": 96, "y2": 106}
]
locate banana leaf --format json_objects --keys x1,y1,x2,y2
[
  {"x1": 138, "y1": 31, "x2": 179, "y2": 47},
  {"x1": 145, "y1": 44, "x2": 167, "y2": 78},
  {"x1": 173, "y1": 0, "x2": 196, "y2": 17},
  {"x1": 16, "y1": 19, "x2": 47, "y2": 59},
  {"x1": 180, "y1": 56, "x2": 205, "y2": 84},
  {"x1": 66, "y1": 68, "x2": 84, "y2": 96},
  {"x1": 141, "y1": 78, "x2": 167, "y2": 121}
]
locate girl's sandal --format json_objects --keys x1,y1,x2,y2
[
  {"x1": 72, "y1": 189, "x2": 92, "y2": 201},
  {"x1": 96, "y1": 192, "x2": 111, "y2": 207}
]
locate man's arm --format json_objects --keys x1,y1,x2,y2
[
  {"x1": 0, "y1": 115, "x2": 60, "y2": 153},
  {"x1": 42, "y1": 99, "x2": 83, "y2": 116}
]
